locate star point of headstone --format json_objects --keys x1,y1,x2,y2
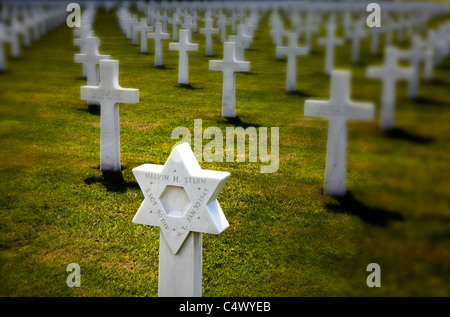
[{"x1": 133, "y1": 142, "x2": 230, "y2": 254}]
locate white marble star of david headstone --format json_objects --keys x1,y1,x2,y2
[{"x1": 132, "y1": 142, "x2": 230, "y2": 255}]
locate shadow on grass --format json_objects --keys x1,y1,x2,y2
[
  {"x1": 286, "y1": 89, "x2": 313, "y2": 98},
  {"x1": 77, "y1": 105, "x2": 100, "y2": 115},
  {"x1": 351, "y1": 60, "x2": 370, "y2": 67},
  {"x1": 437, "y1": 62, "x2": 450, "y2": 71},
  {"x1": 219, "y1": 116, "x2": 261, "y2": 128},
  {"x1": 429, "y1": 78, "x2": 450, "y2": 86},
  {"x1": 175, "y1": 83, "x2": 203, "y2": 90},
  {"x1": 412, "y1": 96, "x2": 446, "y2": 107},
  {"x1": 326, "y1": 191, "x2": 404, "y2": 227},
  {"x1": 85, "y1": 170, "x2": 139, "y2": 193},
  {"x1": 240, "y1": 71, "x2": 258, "y2": 76},
  {"x1": 384, "y1": 127, "x2": 434, "y2": 144},
  {"x1": 152, "y1": 64, "x2": 173, "y2": 70}
]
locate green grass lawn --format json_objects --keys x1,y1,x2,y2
[{"x1": 1, "y1": 6, "x2": 450, "y2": 297}]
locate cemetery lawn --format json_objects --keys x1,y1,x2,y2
[{"x1": 1, "y1": 7, "x2": 450, "y2": 297}]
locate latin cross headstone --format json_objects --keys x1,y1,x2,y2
[
  {"x1": 217, "y1": 13, "x2": 230, "y2": 43},
  {"x1": 13, "y1": 17, "x2": 31, "y2": 48},
  {"x1": 407, "y1": 35, "x2": 426, "y2": 98},
  {"x1": 147, "y1": 21, "x2": 170, "y2": 66},
  {"x1": 151, "y1": 9, "x2": 162, "y2": 29},
  {"x1": 366, "y1": 46, "x2": 414, "y2": 130},
  {"x1": 317, "y1": 17, "x2": 343, "y2": 75},
  {"x1": 131, "y1": 15, "x2": 140, "y2": 45},
  {"x1": 243, "y1": 17, "x2": 257, "y2": 44},
  {"x1": 181, "y1": 15, "x2": 197, "y2": 42},
  {"x1": 370, "y1": 20, "x2": 382, "y2": 55},
  {"x1": 132, "y1": 142, "x2": 230, "y2": 297},
  {"x1": 80, "y1": 60, "x2": 139, "y2": 171},
  {"x1": 75, "y1": 36, "x2": 111, "y2": 106},
  {"x1": 276, "y1": 32, "x2": 309, "y2": 92},
  {"x1": 289, "y1": 10, "x2": 303, "y2": 36},
  {"x1": 29, "y1": 10, "x2": 42, "y2": 41},
  {"x1": 146, "y1": 6, "x2": 155, "y2": 28},
  {"x1": 126, "y1": 14, "x2": 137, "y2": 40},
  {"x1": 159, "y1": 10, "x2": 169, "y2": 33},
  {"x1": 169, "y1": 11, "x2": 182, "y2": 41},
  {"x1": 349, "y1": 17, "x2": 367, "y2": 64},
  {"x1": 209, "y1": 42, "x2": 250, "y2": 118},
  {"x1": 134, "y1": 18, "x2": 153, "y2": 54},
  {"x1": 199, "y1": 18, "x2": 219, "y2": 56},
  {"x1": 169, "y1": 29, "x2": 199, "y2": 85},
  {"x1": 228, "y1": 24, "x2": 252, "y2": 61},
  {"x1": 230, "y1": 10, "x2": 239, "y2": 34},
  {"x1": 73, "y1": 23, "x2": 94, "y2": 78},
  {"x1": 383, "y1": 18, "x2": 395, "y2": 48},
  {"x1": 304, "y1": 10, "x2": 318, "y2": 49},
  {"x1": 117, "y1": 8, "x2": 130, "y2": 35},
  {"x1": 7, "y1": 22, "x2": 20, "y2": 59},
  {"x1": 304, "y1": 70, "x2": 374, "y2": 196},
  {"x1": 270, "y1": 22, "x2": 286, "y2": 60}
]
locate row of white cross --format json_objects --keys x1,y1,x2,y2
[
  {"x1": 2, "y1": 1, "x2": 448, "y2": 298},
  {"x1": 0, "y1": 5, "x2": 66, "y2": 72},
  {"x1": 63, "y1": 2, "x2": 450, "y2": 297},
  {"x1": 111, "y1": 4, "x2": 450, "y2": 136},
  {"x1": 73, "y1": 4, "x2": 450, "y2": 180},
  {"x1": 75, "y1": 4, "x2": 450, "y2": 297}
]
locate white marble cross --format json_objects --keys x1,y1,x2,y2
[
  {"x1": 304, "y1": 10, "x2": 318, "y2": 49},
  {"x1": 209, "y1": 42, "x2": 250, "y2": 118},
  {"x1": 349, "y1": 18, "x2": 367, "y2": 64},
  {"x1": 73, "y1": 23, "x2": 94, "y2": 78},
  {"x1": 383, "y1": 18, "x2": 395, "y2": 48},
  {"x1": 366, "y1": 46, "x2": 414, "y2": 130},
  {"x1": 12, "y1": 17, "x2": 30, "y2": 48},
  {"x1": 217, "y1": 13, "x2": 230, "y2": 43},
  {"x1": 407, "y1": 35, "x2": 426, "y2": 98},
  {"x1": 131, "y1": 15, "x2": 141, "y2": 45},
  {"x1": 169, "y1": 11, "x2": 182, "y2": 41},
  {"x1": 169, "y1": 29, "x2": 199, "y2": 85},
  {"x1": 199, "y1": 18, "x2": 219, "y2": 56},
  {"x1": 181, "y1": 15, "x2": 197, "y2": 42},
  {"x1": 133, "y1": 142, "x2": 230, "y2": 297},
  {"x1": 317, "y1": 17, "x2": 343, "y2": 75},
  {"x1": 75, "y1": 36, "x2": 111, "y2": 106},
  {"x1": 228, "y1": 24, "x2": 252, "y2": 61},
  {"x1": 81, "y1": 60, "x2": 139, "y2": 171},
  {"x1": 147, "y1": 21, "x2": 170, "y2": 66},
  {"x1": 6, "y1": 22, "x2": 20, "y2": 59},
  {"x1": 304, "y1": 70, "x2": 374, "y2": 196},
  {"x1": 126, "y1": 14, "x2": 137, "y2": 40},
  {"x1": 158, "y1": 9, "x2": 169, "y2": 33},
  {"x1": 270, "y1": 24, "x2": 285, "y2": 60},
  {"x1": 276, "y1": 32, "x2": 309, "y2": 92},
  {"x1": 370, "y1": 21, "x2": 382, "y2": 55},
  {"x1": 230, "y1": 10, "x2": 239, "y2": 35},
  {"x1": 134, "y1": 18, "x2": 153, "y2": 53}
]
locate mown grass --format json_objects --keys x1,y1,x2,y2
[{"x1": 1, "y1": 5, "x2": 450, "y2": 297}]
